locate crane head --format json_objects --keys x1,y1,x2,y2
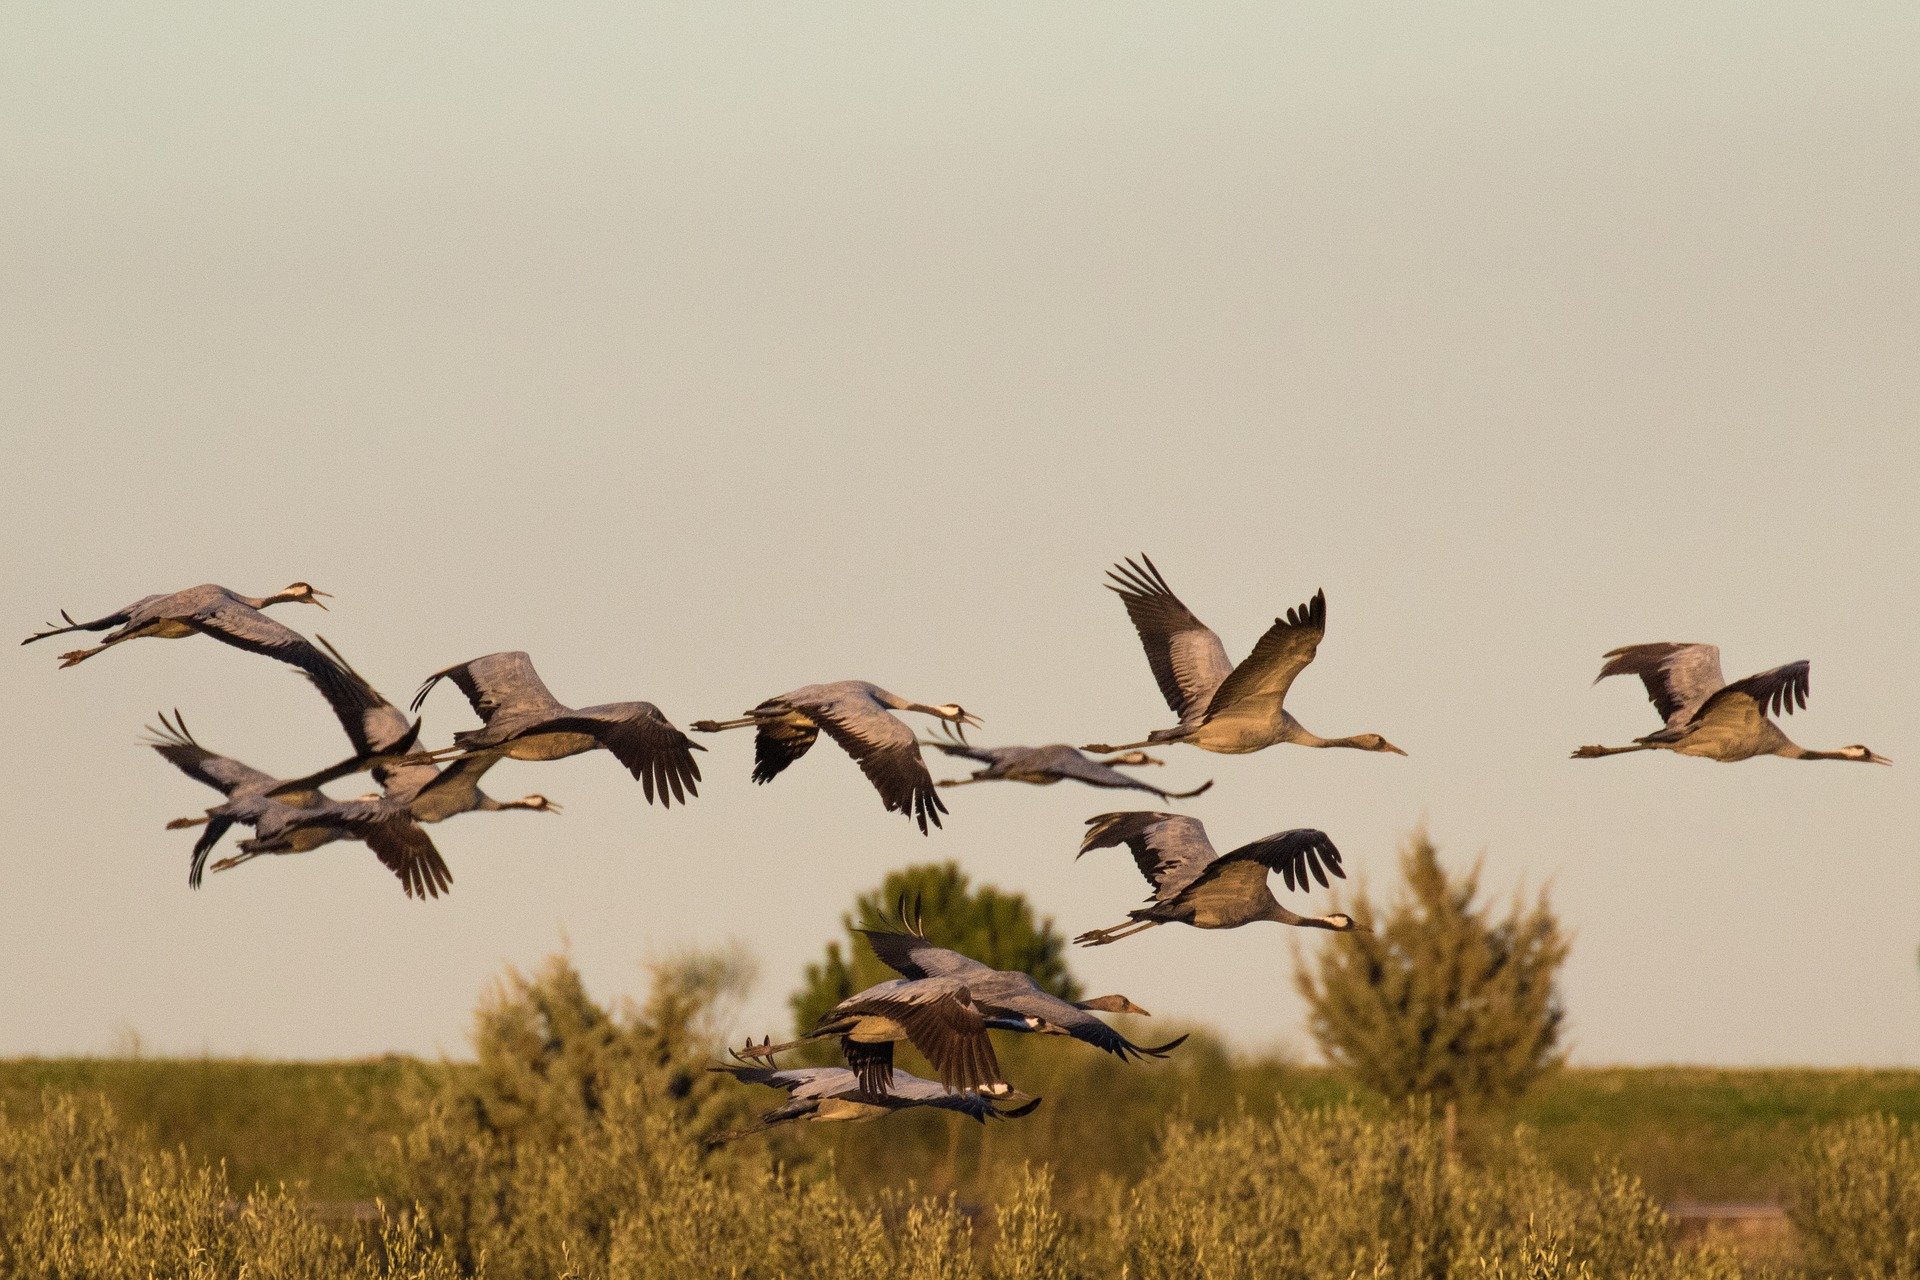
[
  {"x1": 1078, "y1": 994, "x2": 1152, "y2": 1017},
  {"x1": 280, "y1": 582, "x2": 331, "y2": 610},
  {"x1": 1842, "y1": 745, "x2": 1893, "y2": 765},
  {"x1": 1322, "y1": 913, "x2": 1363, "y2": 932},
  {"x1": 1354, "y1": 733, "x2": 1406, "y2": 756},
  {"x1": 934, "y1": 705, "x2": 983, "y2": 736},
  {"x1": 516, "y1": 794, "x2": 563, "y2": 812}
]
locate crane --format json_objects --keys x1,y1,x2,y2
[{"x1": 1084, "y1": 556, "x2": 1404, "y2": 758}]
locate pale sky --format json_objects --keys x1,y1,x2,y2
[{"x1": 3, "y1": 3, "x2": 1916, "y2": 1066}]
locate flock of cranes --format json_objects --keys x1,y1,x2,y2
[{"x1": 24, "y1": 556, "x2": 1891, "y2": 1137}]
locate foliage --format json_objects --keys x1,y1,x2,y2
[
  {"x1": 1296, "y1": 829, "x2": 1569, "y2": 1111},
  {"x1": 789, "y1": 862, "x2": 1080, "y2": 1038},
  {"x1": 390, "y1": 947, "x2": 753, "y2": 1278},
  {"x1": 0, "y1": 1092, "x2": 461, "y2": 1280},
  {"x1": 1786, "y1": 1112, "x2": 1920, "y2": 1279}
]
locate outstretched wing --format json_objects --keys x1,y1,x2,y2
[
  {"x1": 833, "y1": 983, "x2": 1001, "y2": 1094},
  {"x1": 916, "y1": 727, "x2": 1002, "y2": 766},
  {"x1": 187, "y1": 599, "x2": 367, "y2": 714},
  {"x1": 1693, "y1": 660, "x2": 1810, "y2": 727},
  {"x1": 1105, "y1": 556, "x2": 1233, "y2": 726},
  {"x1": 268, "y1": 637, "x2": 425, "y2": 797},
  {"x1": 1595, "y1": 643, "x2": 1725, "y2": 729},
  {"x1": 786, "y1": 690, "x2": 945, "y2": 833},
  {"x1": 1211, "y1": 827, "x2": 1345, "y2": 893},
  {"x1": 544, "y1": 704, "x2": 703, "y2": 807},
  {"x1": 858, "y1": 927, "x2": 993, "y2": 983},
  {"x1": 752, "y1": 711, "x2": 819, "y2": 784},
  {"x1": 1203, "y1": 589, "x2": 1326, "y2": 721},
  {"x1": 1004, "y1": 991, "x2": 1190, "y2": 1064},
  {"x1": 1042, "y1": 750, "x2": 1174, "y2": 793},
  {"x1": 144, "y1": 711, "x2": 276, "y2": 797},
  {"x1": 410, "y1": 651, "x2": 564, "y2": 721},
  {"x1": 358, "y1": 816, "x2": 453, "y2": 900},
  {"x1": 1078, "y1": 811, "x2": 1218, "y2": 903}
]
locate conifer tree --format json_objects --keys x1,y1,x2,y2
[
  {"x1": 790, "y1": 861, "x2": 1080, "y2": 1037},
  {"x1": 1294, "y1": 829, "x2": 1568, "y2": 1109}
]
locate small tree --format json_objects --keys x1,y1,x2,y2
[
  {"x1": 790, "y1": 861, "x2": 1080, "y2": 1036},
  {"x1": 1294, "y1": 829, "x2": 1568, "y2": 1112}
]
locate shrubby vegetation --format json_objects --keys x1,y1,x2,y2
[
  {"x1": 1297, "y1": 829, "x2": 1569, "y2": 1112},
  {"x1": 7, "y1": 949, "x2": 1920, "y2": 1277}
]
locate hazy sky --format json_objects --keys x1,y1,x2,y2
[{"x1": 4, "y1": 3, "x2": 1916, "y2": 1066}]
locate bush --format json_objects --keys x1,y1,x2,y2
[
  {"x1": 0, "y1": 1092, "x2": 460, "y2": 1280},
  {"x1": 1786, "y1": 1112, "x2": 1920, "y2": 1279},
  {"x1": 1295, "y1": 830, "x2": 1569, "y2": 1112}
]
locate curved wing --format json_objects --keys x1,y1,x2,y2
[
  {"x1": 858, "y1": 923, "x2": 994, "y2": 983},
  {"x1": 752, "y1": 713, "x2": 819, "y2": 784},
  {"x1": 1596, "y1": 643, "x2": 1725, "y2": 729},
  {"x1": 186, "y1": 599, "x2": 366, "y2": 711},
  {"x1": 1078, "y1": 811, "x2": 1218, "y2": 903},
  {"x1": 410, "y1": 651, "x2": 564, "y2": 721},
  {"x1": 307, "y1": 636, "x2": 417, "y2": 756},
  {"x1": 357, "y1": 814, "x2": 453, "y2": 900},
  {"x1": 917, "y1": 726, "x2": 1003, "y2": 767},
  {"x1": 1106, "y1": 556, "x2": 1233, "y2": 726},
  {"x1": 832, "y1": 982, "x2": 1001, "y2": 1094},
  {"x1": 543, "y1": 704, "x2": 703, "y2": 806},
  {"x1": 785, "y1": 690, "x2": 945, "y2": 833},
  {"x1": 144, "y1": 711, "x2": 275, "y2": 797},
  {"x1": 1000, "y1": 990, "x2": 1190, "y2": 1063},
  {"x1": 1693, "y1": 660, "x2": 1809, "y2": 726},
  {"x1": 1212, "y1": 827, "x2": 1345, "y2": 893},
  {"x1": 1203, "y1": 589, "x2": 1326, "y2": 721}
]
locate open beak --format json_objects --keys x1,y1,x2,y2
[
  {"x1": 310, "y1": 590, "x2": 331, "y2": 611},
  {"x1": 543, "y1": 800, "x2": 565, "y2": 813}
]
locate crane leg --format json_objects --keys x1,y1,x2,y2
[
  {"x1": 1074, "y1": 919, "x2": 1161, "y2": 947},
  {"x1": 166, "y1": 815, "x2": 210, "y2": 830},
  {"x1": 1147, "y1": 779, "x2": 1214, "y2": 801},
  {"x1": 935, "y1": 775, "x2": 986, "y2": 788},
  {"x1": 1570, "y1": 743, "x2": 1654, "y2": 760},
  {"x1": 1082, "y1": 736, "x2": 1152, "y2": 756},
  {"x1": 691, "y1": 716, "x2": 759, "y2": 732}
]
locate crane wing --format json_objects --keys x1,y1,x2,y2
[
  {"x1": 356, "y1": 813, "x2": 453, "y2": 900},
  {"x1": 409, "y1": 651, "x2": 564, "y2": 721},
  {"x1": 187, "y1": 599, "x2": 367, "y2": 713},
  {"x1": 752, "y1": 711, "x2": 819, "y2": 783},
  {"x1": 858, "y1": 927, "x2": 993, "y2": 982},
  {"x1": 1202, "y1": 589, "x2": 1326, "y2": 721},
  {"x1": 1079, "y1": 811, "x2": 1218, "y2": 903},
  {"x1": 831, "y1": 982, "x2": 1001, "y2": 1094},
  {"x1": 545, "y1": 704, "x2": 704, "y2": 807},
  {"x1": 1692, "y1": 660, "x2": 1810, "y2": 726},
  {"x1": 785, "y1": 690, "x2": 946, "y2": 833},
  {"x1": 1105, "y1": 556, "x2": 1233, "y2": 727},
  {"x1": 1210, "y1": 827, "x2": 1345, "y2": 894},
  {"x1": 1001, "y1": 991, "x2": 1190, "y2": 1063},
  {"x1": 1595, "y1": 643, "x2": 1725, "y2": 729},
  {"x1": 397, "y1": 748, "x2": 507, "y2": 818},
  {"x1": 144, "y1": 712, "x2": 276, "y2": 797}
]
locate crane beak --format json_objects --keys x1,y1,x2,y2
[
  {"x1": 1381, "y1": 741, "x2": 1407, "y2": 756},
  {"x1": 1869, "y1": 752, "x2": 1893, "y2": 765},
  {"x1": 309, "y1": 590, "x2": 332, "y2": 611}
]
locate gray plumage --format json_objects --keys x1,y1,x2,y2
[
  {"x1": 147, "y1": 711, "x2": 451, "y2": 898},
  {"x1": 23, "y1": 584, "x2": 346, "y2": 700},
  {"x1": 919, "y1": 725, "x2": 1212, "y2": 801},
  {"x1": 744, "y1": 974, "x2": 1008, "y2": 1096},
  {"x1": 1072, "y1": 811, "x2": 1358, "y2": 946},
  {"x1": 410, "y1": 651, "x2": 702, "y2": 806},
  {"x1": 1084, "y1": 556, "x2": 1405, "y2": 758},
  {"x1": 1574, "y1": 643, "x2": 1889, "y2": 766},
  {"x1": 693, "y1": 680, "x2": 980, "y2": 832},
  {"x1": 856, "y1": 907, "x2": 1187, "y2": 1065},
  {"x1": 709, "y1": 1053, "x2": 1040, "y2": 1143}
]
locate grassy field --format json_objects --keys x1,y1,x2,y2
[{"x1": 5, "y1": 1055, "x2": 1915, "y2": 1206}]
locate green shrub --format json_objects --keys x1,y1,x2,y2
[
  {"x1": 0, "y1": 1092, "x2": 460, "y2": 1280},
  {"x1": 1296, "y1": 830, "x2": 1568, "y2": 1112},
  {"x1": 1786, "y1": 1113, "x2": 1920, "y2": 1279}
]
